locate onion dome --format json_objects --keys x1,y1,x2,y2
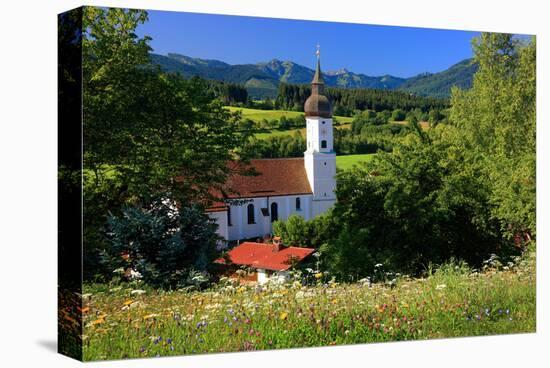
[{"x1": 304, "y1": 55, "x2": 332, "y2": 118}]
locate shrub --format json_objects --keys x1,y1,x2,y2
[
  {"x1": 392, "y1": 108, "x2": 406, "y2": 121},
  {"x1": 272, "y1": 214, "x2": 309, "y2": 247}
]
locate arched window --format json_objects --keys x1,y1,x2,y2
[
  {"x1": 321, "y1": 140, "x2": 327, "y2": 149},
  {"x1": 270, "y1": 202, "x2": 278, "y2": 223},
  {"x1": 227, "y1": 206, "x2": 232, "y2": 226},
  {"x1": 295, "y1": 197, "x2": 301, "y2": 210},
  {"x1": 247, "y1": 204, "x2": 255, "y2": 224}
]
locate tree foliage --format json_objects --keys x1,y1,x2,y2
[
  {"x1": 272, "y1": 214, "x2": 335, "y2": 249},
  {"x1": 103, "y1": 198, "x2": 220, "y2": 288},
  {"x1": 450, "y1": 33, "x2": 536, "y2": 239},
  {"x1": 322, "y1": 131, "x2": 504, "y2": 280},
  {"x1": 81, "y1": 7, "x2": 251, "y2": 280},
  {"x1": 317, "y1": 33, "x2": 535, "y2": 280},
  {"x1": 276, "y1": 83, "x2": 448, "y2": 115}
]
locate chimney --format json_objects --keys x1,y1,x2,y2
[{"x1": 272, "y1": 236, "x2": 283, "y2": 252}]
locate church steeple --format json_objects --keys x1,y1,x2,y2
[
  {"x1": 303, "y1": 44, "x2": 337, "y2": 217},
  {"x1": 304, "y1": 44, "x2": 331, "y2": 118},
  {"x1": 312, "y1": 44, "x2": 324, "y2": 86}
]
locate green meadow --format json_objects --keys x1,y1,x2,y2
[
  {"x1": 226, "y1": 106, "x2": 354, "y2": 124},
  {"x1": 336, "y1": 154, "x2": 377, "y2": 170},
  {"x1": 226, "y1": 106, "x2": 353, "y2": 139}
]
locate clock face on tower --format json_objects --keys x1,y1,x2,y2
[{"x1": 321, "y1": 128, "x2": 327, "y2": 135}]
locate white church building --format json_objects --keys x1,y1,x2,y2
[{"x1": 207, "y1": 52, "x2": 337, "y2": 242}]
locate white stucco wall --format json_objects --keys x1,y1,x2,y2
[
  {"x1": 208, "y1": 194, "x2": 316, "y2": 242},
  {"x1": 225, "y1": 194, "x2": 313, "y2": 241},
  {"x1": 306, "y1": 116, "x2": 334, "y2": 153},
  {"x1": 305, "y1": 116, "x2": 337, "y2": 218},
  {"x1": 207, "y1": 210, "x2": 229, "y2": 248}
]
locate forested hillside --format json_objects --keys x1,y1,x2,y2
[
  {"x1": 275, "y1": 83, "x2": 448, "y2": 115},
  {"x1": 399, "y1": 58, "x2": 478, "y2": 98},
  {"x1": 151, "y1": 53, "x2": 476, "y2": 99}
]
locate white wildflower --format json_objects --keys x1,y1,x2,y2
[{"x1": 129, "y1": 269, "x2": 142, "y2": 280}]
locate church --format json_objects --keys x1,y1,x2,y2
[{"x1": 207, "y1": 51, "x2": 337, "y2": 242}]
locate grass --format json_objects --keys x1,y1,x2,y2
[
  {"x1": 81, "y1": 247, "x2": 535, "y2": 361},
  {"x1": 226, "y1": 106, "x2": 353, "y2": 139},
  {"x1": 253, "y1": 123, "x2": 352, "y2": 140},
  {"x1": 391, "y1": 120, "x2": 431, "y2": 130},
  {"x1": 226, "y1": 106, "x2": 354, "y2": 124},
  {"x1": 336, "y1": 154, "x2": 377, "y2": 171},
  {"x1": 253, "y1": 129, "x2": 304, "y2": 139}
]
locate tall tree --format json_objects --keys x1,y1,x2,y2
[
  {"x1": 450, "y1": 33, "x2": 536, "y2": 240},
  {"x1": 83, "y1": 7, "x2": 249, "y2": 204},
  {"x1": 81, "y1": 7, "x2": 251, "y2": 279}
]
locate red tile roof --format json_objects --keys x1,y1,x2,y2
[
  {"x1": 224, "y1": 158, "x2": 312, "y2": 198},
  {"x1": 215, "y1": 242, "x2": 315, "y2": 271},
  {"x1": 206, "y1": 158, "x2": 312, "y2": 212}
]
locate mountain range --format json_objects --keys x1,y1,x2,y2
[{"x1": 150, "y1": 53, "x2": 478, "y2": 99}]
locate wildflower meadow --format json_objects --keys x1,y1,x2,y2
[{"x1": 79, "y1": 246, "x2": 535, "y2": 361}]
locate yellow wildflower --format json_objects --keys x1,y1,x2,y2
[{"x1": 143, "y1": 313, "x2": 159, "y2": 320}]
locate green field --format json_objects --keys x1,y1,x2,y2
[
  {"x1": 80, "y1": 246, "x2": 535, "y2": 360},
  {"x1": 226, "y1": 106, "x2": 353, "y2": 139},
  {"x1": 253, "y1": 128, "x2": 304, "y2": 139},
  {"x1": 226, "y1": 106, "x2": 354, "y2": 124},
  {"x1": 336, "y1": 154, "x2": 377, "y2": 170}
]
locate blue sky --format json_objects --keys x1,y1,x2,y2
[{"x1": 136, "y1": 10, "x2": 480, "y2": 78}]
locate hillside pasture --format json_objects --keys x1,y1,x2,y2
[
  {"x1": 226, "y1": 107, "x2": 354, "y2": 124},
  {"x1": 226, "y1": 106, "x2": 353, "y2": 139},
  {"x1": 391, "y1": 120, "x2": 431, "y2": 130}
]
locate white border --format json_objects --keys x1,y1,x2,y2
[{"x1": 0, "y1": 0, "x2": 546, "y2": 367}]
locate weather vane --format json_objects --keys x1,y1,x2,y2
[{"x1": 316, "y1": 43, "x2": 320, "y2": 59}]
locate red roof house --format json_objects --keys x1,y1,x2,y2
[{"x1": 215, "y1": 238, "x2": 315, "y2": 284}]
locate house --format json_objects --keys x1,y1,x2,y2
[
  {"x1": 207, "y1": 49, "x2": 337, "y2": 242},
  {"x1": 215, "y1": 237, "x2": 315, "y2": 284}
]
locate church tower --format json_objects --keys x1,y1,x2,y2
[{"x1": 304, "y1": 46, "x2": 337, "y2": 217}]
